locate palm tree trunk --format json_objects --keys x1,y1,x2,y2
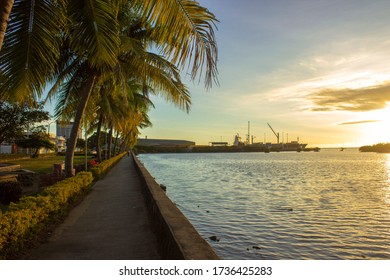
[
  {"x1": 0, "y1": 0, "x2": 14, "y2": 51},
  {"x1": 119, "y1": 131, "x2": 131, "y2": 153},
  {"x1": 95, "y1": 113, "x2": 103, "y2": 162},
  {"x1": 107, "y1": 127, "x2": 113, "y2": 159},
  {"x1": 113, "y1": 131, "x2": 119, "y2": 156},
  {"x1": 65, "y1": 75, "x2": 96, "y2": 177}
]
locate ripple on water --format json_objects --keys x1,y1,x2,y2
[{"x1": 138, "y1": 150, "x2": 390, "y2": 259}]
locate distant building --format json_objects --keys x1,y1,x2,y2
[
  {"x1": 0, "y1": 143, "x2": 14, "y2": 154},
  {"x1": 136, "y1": 138, "x2": 195, "y2": 148},
  {"x1": 56, "y1": 121, "x2": 82, "y2": 140},
  {"x1": 56, "y1": 136, "x2": 66, "y2": 152}
]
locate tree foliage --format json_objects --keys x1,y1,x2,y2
[
  {"x1": 16, "y1": 128, "x2": 55, "y2": 158},
  {"x1": 1, "y1": 0, "x2": 219, "y2": 177},
  {"x1": 359, "y1": 143, "x2": 390, "y2": 153},
  {"x1": 76, "y1": 138, "x2": 86, "y2": 150},
  {"x1": 0, "y1": 101, "x2": 50, "y2": 144}
]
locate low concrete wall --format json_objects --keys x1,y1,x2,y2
[
  {"x1": 132, "y1": 153, "x2": 219, "y2": 260},
  {"x1": 0, "y1": 164, "x2": 21, "y2": 172}
]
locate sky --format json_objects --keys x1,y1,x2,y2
[{"x1": 139, "y1": 0, "x2": 390, "y2": 147}]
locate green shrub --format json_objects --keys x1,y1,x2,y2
[
  {"x1": 0, "y1": 152, "x2": 125, "y2": 259},
  {"x1": 90, "y1": 152, "x2": 126, "y2": 180},
  {"x1": 0, "y1": 181, "x2": 23, "y2": 205},
  {"x1": 0, "y1": 172, "x2": 93, "y2": 259}
]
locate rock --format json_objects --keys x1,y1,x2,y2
[
  {"x1": 209, "y1": 236, "x2": 220, "y2": 242},
  {"x1": 278, "y1": 207, "x2": 293, "y2": 211},
  {"x1": 271, "y1": 207, "x2": 293, "y2": 212}
]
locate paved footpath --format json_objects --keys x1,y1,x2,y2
[{"x1": 29, "y1": 156, "x2": 161, "y2": 260}]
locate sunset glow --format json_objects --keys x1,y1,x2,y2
[{"x1": 140, "y1": 0, "x2": 390, "y2": 147}]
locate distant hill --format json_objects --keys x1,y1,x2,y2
[{"x1": 359, "y1": 143, "x2": 390, "y2": 153}]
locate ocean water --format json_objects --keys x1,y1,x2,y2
[{"x1": 138, "y1": 149, "x2": 390, "y2": 260}]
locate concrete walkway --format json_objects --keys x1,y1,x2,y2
[{"x1": 28, "y1": 156, "x2": 161, "y2": 260}]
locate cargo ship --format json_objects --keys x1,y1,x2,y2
[{"x1": 233, "y1": 122, "x2": 314, "y2": 152}]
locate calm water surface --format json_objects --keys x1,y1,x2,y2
[{"x1": 138, "y1": 149, "x2": 390, "y2": 259}]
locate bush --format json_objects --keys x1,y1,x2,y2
[
  {"x1": 0, "y1": 172, "x2": 93, "y2": 259},
  {"x1": 0, "y1": 152, "x2": 125, "y2": 259},
  {"x1": 0, "y1": 181, "x2": 23, "y2": 205},
  {"x1": 90, "y1": 152, "x2": 126, "y2": 180}
]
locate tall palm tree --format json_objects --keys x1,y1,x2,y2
[
  {"x1": 1, "y1": 1, "x2": 218, "y2": 177},
  {"x1": 53, "y1": 46, "x2": 188, "y2": 166},
  {"x1": 52, "y1": 8, "x2": 195, "y2": 176},
  {"x1": 1, "y1": 0, "x2": 121, "y2": 175}
]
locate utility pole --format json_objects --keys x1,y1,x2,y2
[{"x1": 247, "y1": 121, "x2": 250, "y2": 144}]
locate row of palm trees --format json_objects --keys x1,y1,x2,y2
[{"x1": 0, "y1": 0, "x2": 218, "y2": 177}]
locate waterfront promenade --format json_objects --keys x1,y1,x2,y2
[{"x1": 28, "y1": 155, "x2": 161, "y2": 260}]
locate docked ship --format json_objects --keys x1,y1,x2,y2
[
  {"x1": 233, "y1": 122, "x2": 311, "y2": 152},
  {"x1": 237, "y1": 139, "x2": 308, "y2": 152}
]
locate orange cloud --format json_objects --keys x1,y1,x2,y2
[
  {"x1": 309, "y1": 82, "x2": 390, "y2": 111},
  {"x1": 338, "y1": 120, "x2": 380, "y2": 125}
]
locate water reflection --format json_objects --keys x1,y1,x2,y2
[
  {"x1": 139, "y1": 149, "x2": 390, "y2": 259},
  {"x1": 385, "y1": 154, "x2": 390, "y2": 205}
]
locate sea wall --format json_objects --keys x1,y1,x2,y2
[{"x1": 132, "y1": 153, "x2": 219, "y2": 260}]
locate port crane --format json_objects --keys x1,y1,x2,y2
[{"x1": 267, "y1": 123, "x2": 280, "y2": 144}]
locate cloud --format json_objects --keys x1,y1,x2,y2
[
  {"x1": 309, "y1": 82, "x2": 390, "y2": 111},
  {"x1": 338, "y1": 120, "x2": 381, "y2": 125}
]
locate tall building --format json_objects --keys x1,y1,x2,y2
[{"x1": 56, "y1": 121, "x2": 82, "y2": 140}]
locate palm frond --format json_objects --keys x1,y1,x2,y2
[
  {"x1": 130, "y1": 0, "x2": 219, "y2": 89},
  {"x1": 54, "y1": 63, "x2": 99, "y2": 120},
  {"x1": 121, "y1": 50, "x2": 191, "y2": 112},
  {"x1": 45, "y1": 57, "x2": 83, "y2": 103},
  {"x1": 68, "y1": 0, "x2": 120, "y2": 70},
  {"x1": 0, "y1": 0, "x2": 67, "y2": 102},
  {"x1": 54, "y1": 79, "x2": 79, "y2": 121}
]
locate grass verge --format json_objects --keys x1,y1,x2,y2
[{"x1": 6, "y1": 156, "x2": 92, "y2": 173}]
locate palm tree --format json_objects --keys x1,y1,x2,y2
[
  {"x1": 53, "y1": 47, "x2": 187, "y2": 165},
  {"x1": 1, "y1": 1, "x2": 218, "y2": 177},
  {"x1": 52, "y1": 8, "x2": 195, "y2": 176}
]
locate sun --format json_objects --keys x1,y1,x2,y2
[{"x1": 357, "y1": 105, "x2": 390, "y2": 145}]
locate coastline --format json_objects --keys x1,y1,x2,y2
[
  {"x1": 131, "y1": 152, "x2": 220, "y2": 260},
  {"x1": 134, "y1": 145, "x2": 320, "y2": 154},
  {"x1": 136, "y1": 150, "x2": 390, "y2": 259}
]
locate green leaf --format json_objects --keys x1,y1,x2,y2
[{"x1": 0, "y1": 0, "x2": 67, "y2": 102}]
